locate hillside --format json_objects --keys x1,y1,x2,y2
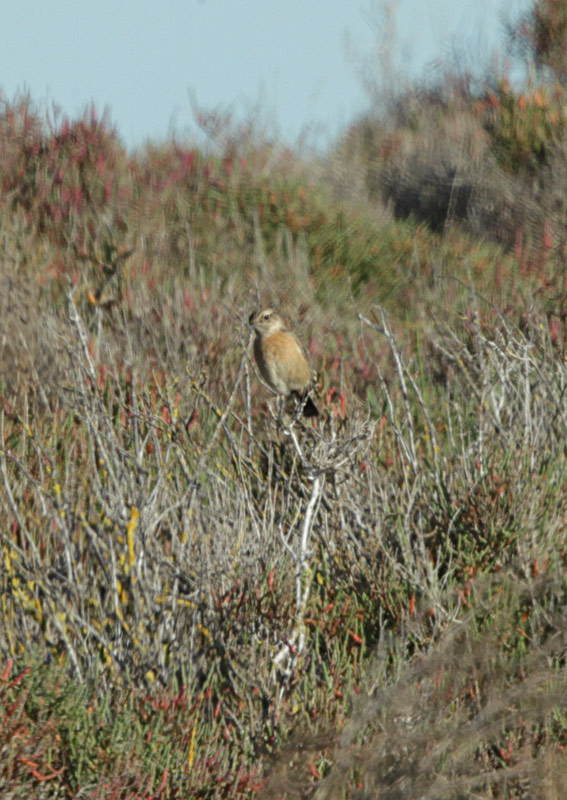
[{"x1": 2, "y1": 23, "x2": 567, "y2": 796}]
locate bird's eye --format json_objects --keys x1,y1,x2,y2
[{"x1": 263, "y1": 313, "x2": 271, "y2": 320}]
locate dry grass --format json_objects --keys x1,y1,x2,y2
[{"x1": 1, "y1": 88, "x2": 567, "y2": 798}]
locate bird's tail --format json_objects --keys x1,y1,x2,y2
[{"x1": 300, "y1": 393, "x2": 319, "y2": 418}]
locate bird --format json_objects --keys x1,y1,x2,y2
[{"x1": 249, "y1": 308, "x2": 319, "y2": 418}]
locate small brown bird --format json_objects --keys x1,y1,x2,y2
[{"x1": 249, "y1": 308, "x2": 319, "y2": 418}]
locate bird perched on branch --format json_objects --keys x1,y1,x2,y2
[{"x1": 249, "y1": 308, "x2": 319, "y2": 418}]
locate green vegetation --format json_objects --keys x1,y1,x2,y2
[{"x1": 3, "y1": 5, "x2": 567, "y2": 796}]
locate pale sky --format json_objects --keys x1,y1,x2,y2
[{"x1": 1, "y1": 0, "x2": 531, "y2": 150}]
